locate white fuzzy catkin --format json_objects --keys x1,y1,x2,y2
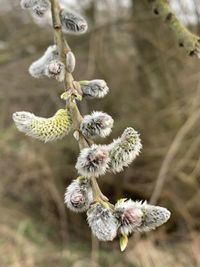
[
  {"x1": 87, "y1": 203, "x2": 119, "y2": 241},
  {"x1": 12, "y1": 109, "x2": 72, "y2": 143},
  {"x1": 21, "y1": 0, "x2": 35, "y2": 8},
  {"x1": 44, "y1": 60, "x2": 65, "y2": 82},
  {"x1": 115, "y1": 199, "x2": 171, "y2": 235},
  {"x1": 80, "y1": 111, "x2": 114, "y2": 139},
  {"x1": 29, "y1": 45, "x2": 59, "y2": 78},
  {"x1": 66, "y1": 51, "x2": 76, "y2": 73},
  {"x1": 75, "y1": 144, "x2": 110, "y2": 178},
  {"x1": 81, "y1": 80, "x2": 109, "y2": 99},
  {"x1": 115, "y1": 200, "x2": 145, "y2": 236},
  {"x1": 20, "y1": 0, "x2": 50, "y2": 17},
  {"x1": 60, "y1": 9, "x2": 88, "y2": 34},
  {"x1": 64, "y1": 177, "x2": 93, "y2": 213},
  {"x1": 108, "y1": 127, "x2": 142, "y2": 173},
  {"x1": 139, "y1": 203, "x2": 171, "y2": 232},
  {"x1": 32, "y1": 2, "x2": 50, "y2": 17}
]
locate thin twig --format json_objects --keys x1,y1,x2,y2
[
  {"x1": 150, "y1": 108, "x2": 200, "y2": 204},
  {"x1": 50, "y1": 0, "x2": 108, "y2": 204}
]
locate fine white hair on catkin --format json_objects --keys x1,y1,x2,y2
[
  {"x1": 81, "y1": 80, "x2": 109, "y2": 99},
  {"x1": 20, "y1": 0, "x2": 50, "y2": 17},
  {"x1": 80, "y1": 111, "x2": 114, "y2": 139},
  {"x1": 29, "y1": 45, "x2": 59, "y2": 78},
  {"x1": 75, "y1": 144, "x2": 110, "y2": 178},
  {"x1": 108, "y1": 127, "x2": 142, "y2": 173},
  {"x1": 44, "y1": 60, "x2": 65, "y2": 82},
  {"x1": 21, "y1": 0, "x2": 35, "y2": 8},
  {"x1": 60, "y1": 9, "x2": 88, "y2": 35},
  {"x1": 115, "y1": 199, "x2": 171, "y2": 235},
  {"x1": 115, "y1": 199, "x2": 146, "y2": 236},
  {"x1": 64, "y1": 177, "x2": 93, "y2": 213},
  {"x1": 139, "y1": 203, "x2": 171, "y2": 232},
  {"x1": 87, "y1": 203, "x2": 119, "y2": 241}
]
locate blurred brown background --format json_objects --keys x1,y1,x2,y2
[{"x1": 0, "y1": 0, "x2": 200, "y2": 266}]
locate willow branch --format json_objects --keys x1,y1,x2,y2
[
  {"x1": 147, "y1": 0, "x2": 200, "y2": 57},
  {"x1": 50, "y1": 0, "x2": 108, "y2": 203}
]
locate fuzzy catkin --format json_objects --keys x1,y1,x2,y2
[
  {"x1": 87, "y1": 203, "x2": 119, "y2": 241},
  {"x1": 12, "y1": 109, "x2": 72, "y2": 142},
  {"x1": 80, "y1": 80, "x2": 109, "y2": 99},
  {"x1": 44, "y1": 60, "x2": 65, "y2": 82},
  {"x1": 140, "y1": 203, "x2": 171, "y2": 232},
  {"x1": 20, "y1": 0, "x2": 50, "y2": 16},
  {"x1": 29, "y1": 45, "x2": 59, "y2": 78},
  {"x1": 80, "y1": 111, "x2": 114, "y2": 139},
  {"x1": 115, "y1": 199, "x2": 171, "y2": 235},
  {"x1": 115, "y1": 200, "x2": 145, "y2": 236},
  {"x1": 21, "y1": 0, "x2": 35, "y2": 8},
  {"x1": 32, "y1": 1, "x2": 50, "y2": 17},
  {"x1": 64, "y1": 177, "x2": 93, "y2": 213},
  {"x1": 60, "y1": 9, "x2": 88, "y2": 34},
  {"x1": 75, "y1": 144, "x2": 110, "y2": 178},
  {"x1": 108, "y1": 127, "x2": 142, "y2": 173}
]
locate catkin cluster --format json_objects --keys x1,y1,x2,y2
[
  {"x1": 86, "y1": 200, "x2": 170, "y2": 244},
  {"x1": 14, "y1": 0, "x2": 171, "y2": 251},
  {"x1": 13, "y1": 8, "x2": 89, "y2": 141}
]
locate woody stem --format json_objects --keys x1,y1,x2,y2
[{"x1": 50, "y1": 0, "x2": 108, "y2": 203}]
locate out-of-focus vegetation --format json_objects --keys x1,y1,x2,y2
[{"x1": 0, "y1": 0, "x2": 200, "y2": 266}]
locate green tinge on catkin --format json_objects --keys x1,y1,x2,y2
[
  {"x1": 13, "y1": 108, "x2": 72, "y2": 142},
  {"x1": 108, "y1": 127, "x2": 142, "y2": 173}
]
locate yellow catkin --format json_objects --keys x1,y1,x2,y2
[{"x1": 13, "y1": 109, "x2": 72, "y2": 142}]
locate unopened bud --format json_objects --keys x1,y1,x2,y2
[{"x1": 66, "y1": 51, "x2": 76, "y2": 73}]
